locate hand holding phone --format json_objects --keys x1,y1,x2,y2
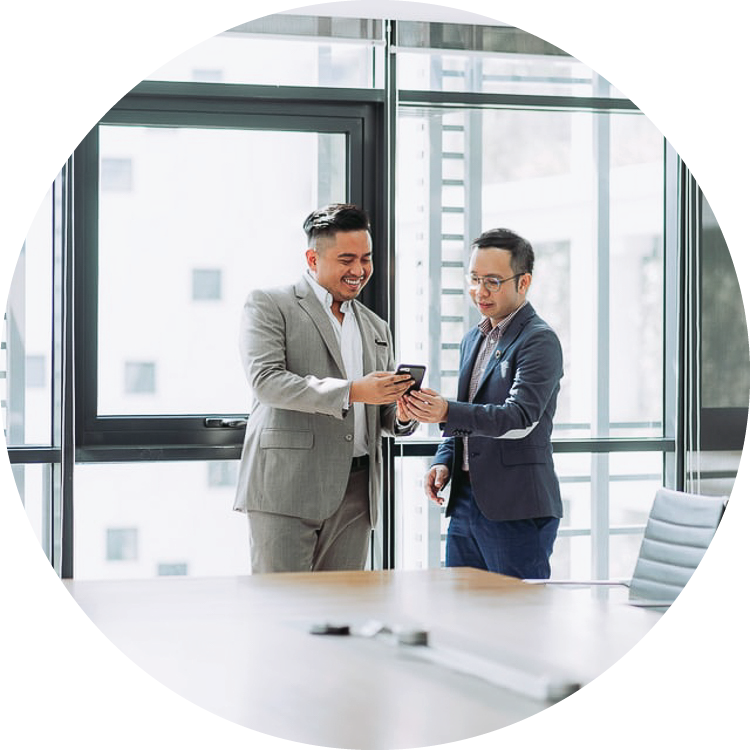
[{"x1": 395, "y1": 364, "x2": 426, "y2": 393}]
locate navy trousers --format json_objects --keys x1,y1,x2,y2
[{"x1": 445, "y1": 470, "x2": 559, "y2": 579}]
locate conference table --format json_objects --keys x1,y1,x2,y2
[{"x1": 64, "y1": 568, "x2": 661, "y2": 748}]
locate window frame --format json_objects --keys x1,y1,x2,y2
[{"x1": 73, "y1": 81, "x2": 386, "y2": 460}]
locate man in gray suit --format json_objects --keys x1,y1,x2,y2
[{"x1": 234, "y1": 204, "x2": 416, "y2": 573}]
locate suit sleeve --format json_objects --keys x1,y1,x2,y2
[
  {"x1": 442, "y1": 327, "x2": 563, "y2": 439},
  {"x1": 239, "y1": 289, "x2": 350, "y2": 418},
  {"x1": 432, "y1": 436, "x2": 455, "y2": 469}
]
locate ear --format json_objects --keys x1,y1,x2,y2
[
  {"x1": 520, "y1": 273, "x2": 532, "y2": 294},
  {"x1": 305, "y1": 248, "x2": 317, "y2": 271}
]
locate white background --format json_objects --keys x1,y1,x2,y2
[{"x1": 1, "y1": 1, "x2": 747, "y2": 748}]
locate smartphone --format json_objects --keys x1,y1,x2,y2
[{"x1": 395, "y1": 364, "x2": 426, "y2": 393}]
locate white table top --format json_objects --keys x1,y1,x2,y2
[{"x1": 64, "y1": 567, "x2": 661, "y2": 749}]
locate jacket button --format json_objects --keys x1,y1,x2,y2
[{"x1": 345, "y1": 434, "x2": 353, "y2": 442}]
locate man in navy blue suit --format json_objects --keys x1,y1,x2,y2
[{"x1": 402, "y1": 228, "x2": 563, "y2": 579}]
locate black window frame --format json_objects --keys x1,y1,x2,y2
[{"x1": 73, "y1": 81, "x2": 386, "y2": 461}]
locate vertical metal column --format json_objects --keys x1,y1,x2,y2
[
  {"x1": 681, "y1": 170, "x2": 701, "y2": 493},
  {"x1": 591, "y1": 75, "x2": 611, "y2": 581},
  {"x1": 380, "y1": 18, "x2": 398, "y2": 570},
  {"x1": 663, "y1": 144, "x2": 681, "y2": 489},
  {"x1": 58, "y1": 162, "x2": 75, "y2": 579}
]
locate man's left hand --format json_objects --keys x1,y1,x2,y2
[{"x1": 402, "y1": 388, "x2": 449, "y2": 423}]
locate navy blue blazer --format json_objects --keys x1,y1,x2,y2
[{"x1": 433, "y1": 302, "x2": 563, "y2": 522}]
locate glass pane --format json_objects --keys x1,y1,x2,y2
[
  {"x1": 691, "y1": 451, "x2": 741, "y2": 498},
  {"x1": 394, "y1": 453, "x2": 448, "y2": 569},
  {"x1": 148, "y1": 27, "x2": 383, "y2": 88},
  {"x1": 97, "y1": 125, "x2": 347, "y2": 416},
  {"x1": 2, "y1": 188, "x2": 55, "y2": 445},
  {"x1": 554, "y1": 451, "x2": 662, "y2": 579},
  {"x1": 394, "y1": 451, "x2": 663, "y2": 580},
  {"x1": 74, "y1": 461, "x2": 248, "y2": 580},
  {"x1": 397, "y1": 30, "x2": 625, "y2": 99},
  {"x1": 395, "y1": 106, "x2": 664, "y2": 440},
  {"x1": 700, "y1": 195, "x2": 750, "y2": 409},
  {"x1": 10, "y1": 463, "x2": 54, "y2": 560}
]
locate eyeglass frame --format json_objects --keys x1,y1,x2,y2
[{"x1": 465, "y1": 272, "x2": 525, "y2": 293}]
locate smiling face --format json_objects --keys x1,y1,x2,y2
[
  {"x1": 305, "y1": 229, "x2": 373, "y2": 309},
  {"x1": 468, "y1": 246, "x2": 531, "y2": 326}
]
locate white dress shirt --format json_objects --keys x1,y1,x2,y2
[{"x1": 305, "y1": 271, "x2": 368, "y2": 456}]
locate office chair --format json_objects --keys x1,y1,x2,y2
[{"x1": 525, "y1": 487, "x2": 728, "y2": 609}]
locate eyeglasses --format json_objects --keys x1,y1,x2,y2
[{"x1": 465, "y1": 273, "x2": 523, "y2": 293}]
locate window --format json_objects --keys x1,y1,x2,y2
[
  {"x1": 2, "y1": 193, "x2": 55, "y2": 445},
  {"x1": 75, "y1": 462, "x2": 249, "y2": 580},
  {"x1": 25, "y1": 355, "x2": 46, "y2": 388},
  {"x1": 3, "y1": 173, "x2": 66, "y2": 573},
  {"x1": 158, "y1": 562, "x2": 188, "y2": 576},
  {"x1": 124, "y1": 362, "x2": 156, "y2": 395},
  {"x1": 192, "y1": 269, "x2": 222, "y2": 301},
  {"x1": 396, "y1": 105, "x2": 665, "y2": 440},
  {"x1": 100, "y1": 157, "x2": 133, "y2": 191},
  {"x1": 106, "y1": 528, "x2": 139, "y2": 561},
  {"x1": 76, "y1": 89, "x2": 374, "y2": 445},
  {"x1": 191, "y1": 69, "x2": 223, "y2": 82},
  {"x1": 10, "y1": 463, "x2": 55, "y2": 560},
  {"x1": 147, "y1": 15, "x2": 384, "y2": 89},
  {"x1": 687, "y1": 193, "x2": 749, "y2": 496},
  {"x1": 393, "y1": 31, "x2": 671, "y2": 577},
  {"x1": 208, "y1": 461, "x2": 238, "y2": 487},
  {"x1": 396, "y1": 21, "x2": 627, "y2": 98}
]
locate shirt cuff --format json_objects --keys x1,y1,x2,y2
[{"x1": 395, "y1": 417, "x2": 416, "y2": 431}]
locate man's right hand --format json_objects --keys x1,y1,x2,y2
[
  {"x1": 424, "y1": 464, "x2": 450, "y2": 505},
  {"x1": 350, "y1": 371, "x2": 413, "y2": 405}
]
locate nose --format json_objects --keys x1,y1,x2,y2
[{"x1": 351, "y1": 261, "x2": 368, "y2": 278}]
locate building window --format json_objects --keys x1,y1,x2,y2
[
  {"x1": 157, "y1": 562, "x2": 188, "y2": 576},
  {"x1": 192, "y1": 269, "x2": 222, "y2": 301},
  {"x1": 100, "y1": 158, "x2": 133, "y2": 191},
  {"x1": 106, "y1": 528, "x2": 138, "y2": 561},
  {"x1": 25, "y1": 355, "x2": 46, "y2": 388},
  {"x1": 208, "y1": 461, "x2": 238, "y2": 487},
  {"x1": 191, "y1": 68, "x2": 223, "y2": 82},
  {"x1": 124, "y1": 362, "x2": 156, "y2": 394}
]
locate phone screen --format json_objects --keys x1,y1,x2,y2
[{"x1": 396, "y1": 364, "x2": 426, "y2": 392}]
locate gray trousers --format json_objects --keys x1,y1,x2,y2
[{"x1": 247, "y1": 466, "x2": 371, "y2": 573}]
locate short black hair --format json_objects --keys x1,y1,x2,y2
[
  {"x1": 472, "y1": 228, "x2": 534, "y2": 277},
  {"x1": 303, "y1": 203, "x2": 371, "y2": 245}
]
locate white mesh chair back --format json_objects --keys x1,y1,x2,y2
[{"x1": 628, "y1": 488, "x2": 726, "y2": 604}]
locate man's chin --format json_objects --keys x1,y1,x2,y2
[{"x1": 341, "y1": 282, "x2": 366, "y2": 298}]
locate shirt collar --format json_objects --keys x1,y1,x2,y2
[
  {"x1": 305, "y1": 270, "x2": 352, "y2": 314},
  {"x1": 477, "y1": 300, "x2": 527, "y2": 337}
]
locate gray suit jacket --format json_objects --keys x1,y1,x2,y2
[{"x1": 234, "y1": 276, "x2": 414, "y2": 526}]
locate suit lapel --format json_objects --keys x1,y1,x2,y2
[
  {"x1": 458, "y1": 328, "x2": 484, "y2": 400},
  {"x1": 497, "y1": 303, "x2": 535, "y2": 357},
  {"x1": 295, "y1": 278, "x2": 347, "y2": 377},
  {"x1": 473, "y1": 304, "x2": 536, "y2": 395}
]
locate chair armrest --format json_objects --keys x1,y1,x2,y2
[
  {"x1": 523, "y1": 579, "x2": 630, "y2": 586},
  {"x1": 626, "y1": 600, "x2": 672, "y2": 609}
]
